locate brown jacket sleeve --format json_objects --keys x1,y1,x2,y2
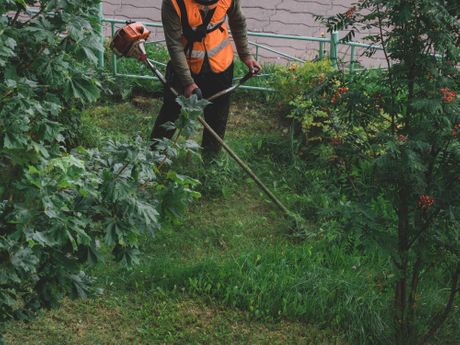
[
  {"x1": 228, "y1": 0, "x2": 252, "y2": 60},
  {"x1": 162, "y1": 0, "x2": 194, "y2": 87}
]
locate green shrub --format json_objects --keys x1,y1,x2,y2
[{"x1": 0, "y1": 1, "x2": 200, "y2": 340}]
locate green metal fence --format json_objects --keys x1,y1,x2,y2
[
  {"x1": 99, "y1": 8, "x2": 383, "y2": 91},
  {"x1": 23, "y1": 4, "x2": 383, "y2": 86}
]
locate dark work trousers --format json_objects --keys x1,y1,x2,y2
[{"x1": 151, "y1": 62, "x2": 234, "y2": 158}]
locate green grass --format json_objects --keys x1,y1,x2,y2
[
  {"x1": 4, "y1": 184, "x2": 346, "y2": 344},
  {"x1": 5, "y1": 292, "x2": 342, "y2": 345},
  {"x1": 79, "y1": 97, "x2": 161, "y2": 146}
]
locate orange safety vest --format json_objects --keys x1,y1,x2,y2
[{"x1": 171, "y1": 0, "x2": 234, "y2": 74}]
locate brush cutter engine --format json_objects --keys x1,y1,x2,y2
[{"x1": 110, "y1": 22, "x2": 151, "y2": 60}]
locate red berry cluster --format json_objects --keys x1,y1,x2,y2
[
  {"x1": 417, "y1": 195, "x2": 434, "y2": 209},
  {"x1": 440, "y1": 87, "x2": 457, "y2": 103},
  {"x1": 345, "y1": 6, "x2": 357, "y2": 18},
  {"x1": 451, "y1": 124, "x2": 460, "y2": 137},
  {"x1": 397, "y1": 134, "x2": 407, "y2": 143},
  {"x1": 331, "y1": 87, "x2": 349, "y2": 104}
]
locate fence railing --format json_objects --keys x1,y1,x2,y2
[{"x1": 98, "y1": 4, "x2": 384, "y2": 92}]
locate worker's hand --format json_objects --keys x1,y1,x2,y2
[
  {"x1": 192, "y1": 88, "x2": 203, "y2": 100},
  {"x1": 242, "y1": 57, "x2": 262, "y2": 76},
  {"x1": 184, "y1": 83, "x2": 199, "y2": 98}
]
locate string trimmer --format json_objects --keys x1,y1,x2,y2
[{"x1": 110, "y1": 21, "x2": 292, "y2": 217}]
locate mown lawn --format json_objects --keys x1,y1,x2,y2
[
  {"x1": 6, "y1": 293, "x2": 340, "y2": 345},
  {"x1": 4, "y1": 94, "x2": 347, "y2": 344}
]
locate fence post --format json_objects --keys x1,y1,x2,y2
[
  {"x1": 98, "y1": 1, "x2": 105, "y2": 68},
  {"x1": 319, "y1": 32, "x2": 325, "y2": 59},
  {"x1": 349, "y1": 45, "x2": 356, "y2": 73},
  {"x1": 111, "y1": 22, "x2": 118, "y2": 74},
  {"x1": 330, "y1": 31, "x2": 339, "y2": 68}
]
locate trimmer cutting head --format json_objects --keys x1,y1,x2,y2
[{"x1": 110, "y1": 22, "x2": 151, "y2": 60}]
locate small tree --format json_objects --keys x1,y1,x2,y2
[{"x1": 319, "y1": 1, "x2": 459, "y2": 343}]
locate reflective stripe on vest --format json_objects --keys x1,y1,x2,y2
[
  {"x1": 189, "y1": 38, "x2": 231, "y2": 59},
  {"x1": 171, "y1": 0, "x2": 234, "y2": 74},
  {"x1": 207, "y1": 15, "x2": 226, "y2": 31}
]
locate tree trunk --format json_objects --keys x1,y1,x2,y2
[
  {"x1": 418, "y1": 264, "x2": 460, "y2": 345},
  {"x1": 395, "y1": 184, "x2": 410, "y2": 344},
  {"x1": 407, "y1": 258, "x2": 422, "y2": 339}
]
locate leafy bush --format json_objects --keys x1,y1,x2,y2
[
  {"x1": 270, "y1": 60, "x2": 346, "y2": 148},
  {"x1": 271, "y1": 60, "x2": 334, "y2": 109},
  {"x1": 0, "y1": 1, "x2": 200, "y2": 339}
]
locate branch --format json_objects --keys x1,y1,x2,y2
[
  {"x1": 157, "y1": 128, "x2": 182, "y2": 172},
  {"x1": 423, "y1": 141, "x2": 448, "y2": 202},
  {"x1": 17, "y1": 33, "x2": 68, "y2": 74},
  {"x1": 113, "y1": 162, "x2": 131, "y2": 180},
  {"x1": 376, "y1": 4, "x2": 397, "y2": 132},
  {"x1": 407, "y1": 208, "x2": 441, "y2": 249},
  {"x1": 21, "y1": 8, "x2": 45, "y2": 27},
  {"x1": 0, "y1": 90, "x2": 15, "y2": 103},
  {"x1": 418, "y1": 263, "x2": 460, "y2": 345},
  {"x1": 17, "y1": 45, "x2": 46, "y2": 73},
  {"x1": 407, "y1": 257, "x2": 422, "y2": 337},
  {"x1": 10, "y1": 9, "x2": 21, "y2": 26},
  {"x1": 437, "y1": 137, "x2": 454, "y2": 172}
]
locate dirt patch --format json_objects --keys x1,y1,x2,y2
[
  {"x1": 176, "y1": 299, "x2": 345, "y2": 345},
  {"x1": 4, "y1": 298, "x2": 139, "y2": 345},
  {"x1": 228, "y1": 96, "x2": 283, "y2": 134}
]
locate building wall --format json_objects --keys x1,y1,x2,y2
[{"x1": 103, "y1": 0, "x2": 382, "y2": 66}]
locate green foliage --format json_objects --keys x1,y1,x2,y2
[
  {"x1": 175, "y1": 95, "x2": 210, "y2": 138},
  {"x1": 0, "y1": 1, "x2": 200, "y2": 339},
  {"x1": 270, "y1": 60, "x2": 344, "y2": 147},
  {"x1": 252, "y1": 2, "x2": 460, "y2": 344},
  {"x1": 271, "y1": 60, "x2": 334, "y2": 108},
  {"x1": 1, "y1": 2, "x2": 458, "y2": 344},
  {"x1": 0, "y1": 2, "x2": 105, "y2": 331},
  {"x1": 301, "y1": 2, "x2": 460, "y2": 344}
]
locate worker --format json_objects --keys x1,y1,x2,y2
[{"x1": 151, "y1": 0, "x2": 261, "y2": 160}]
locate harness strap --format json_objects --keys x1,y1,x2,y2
[{"x1": 176, "y1": 0, "x2": 223, "y2": 57}]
